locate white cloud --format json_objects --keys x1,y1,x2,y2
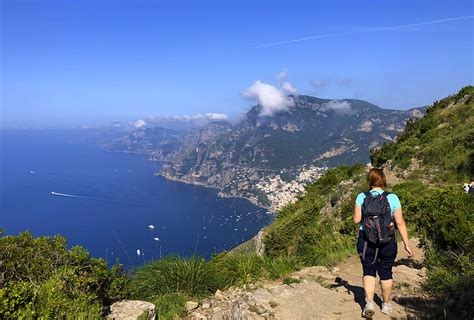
[
  {"x1": 177, "y1": 114, "x2": 206, "y2": 121},
  {"x1": 322, "y1": 100, "x2": 352, "y2": 114},
  {"x1": 206, "y1": 113, "x2": 228, "y2": 120},
  {"x1": 133, "y1": 119, "x2": 147, "y2": 128},
  {"x1": 281, "y1": 81, "x2": 298, "y2": 95},
  {"x1": 275, "y1": 69, "x2": 288, "y2": 81},
  {"x1": 241, "y1": 80, "x2": 295, "y2": 116}
]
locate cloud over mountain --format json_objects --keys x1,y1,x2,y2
[
  {"x1": 205, "y1": 113, "x2": 229, "y2": 120},
  {"x1": 133, "y1": 119, "x2": 147, "y2": 128},
  {"x1": 322, "y1": 100, "x2": 352, "y2": 114},
  {"x1": 281, "y1": 81, "x2": 298, "y2": 95},
  {"x1": 241, "y1": 80, "x2": 295, "y2": 117}
]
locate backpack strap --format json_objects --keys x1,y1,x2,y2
[
  {"x1": 361, "y1": 240, "x2": 380, "y2": 264},
  {"x1": 372, "y1": 247, "x2": 379, "y2": 264},
  {"x1": 381, "y1": 191, "x2": 390, "y2": 197},
  {"x1": 362, "y1": 241, "x2": 368, "y2": 261}
]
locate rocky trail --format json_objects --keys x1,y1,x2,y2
[{"x1": 186, "y1": 238, "x2": 432, "y2": 320}]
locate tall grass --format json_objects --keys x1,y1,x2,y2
[
  {"x1": 128, "y1": 252, "x2": 302, "y2": 317},
  {"x1": 210, "y1": 253, "x2": 264, "y2": 287},
  {"x1": 262, "y1": 255, "x2": 302, "y2": 279},
  {"x1": 130, "y1": 256, "x2": 218, "y2": 299},
  {"x1": 298, "y1": 221, "x2": 354, "y2": 266},
  {"x1": 152, "y1": 293, "x2": 188, "y2": 320}
]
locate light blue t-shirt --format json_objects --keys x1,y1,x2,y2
[{"x1": 355, "y1": 190, "x2": 401, "y2": 231}]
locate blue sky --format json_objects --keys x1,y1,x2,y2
[{"x1": 1, "y1": 0, "x2": 473, "y2": 128}]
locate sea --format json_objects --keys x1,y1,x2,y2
[{"x1": 0, "y1": 129, "x2": 273, "y2": 268}]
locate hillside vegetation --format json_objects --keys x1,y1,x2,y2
[
  {"x1": 372, "y1": 86, "x2": 473, "y2": 181},
  {"x1": 1, "y1": 87, "x2": 472, "y2": 319},
  {"x1": 0, "y1": 230, "x2": 128, "y2": 318},
  {"x1": 261, "y1": 86, "x2": 473, "y2": 318}
]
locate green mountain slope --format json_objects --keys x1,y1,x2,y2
[
  {"x1": 371, "y1": 86, "x2": 474, "y2": 182},
  {"x1": 261, "y1": 86, "x2": 474, "y2": 318}
]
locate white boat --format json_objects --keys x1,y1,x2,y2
[
  {"x1": 148, "y1": 225, "x2": 155, "y2": 229},
  {"x1": 153, "y1": 237, "x2": 160, "y2": 241}
]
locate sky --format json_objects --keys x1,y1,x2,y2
[{"x1": 1, "y1": 0, "x2": 473, "y2": 128}]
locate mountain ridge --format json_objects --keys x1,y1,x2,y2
[
  {"x1": 156, "y1": 95, "x2": 424, "y2": 209},
  {"x1": 103, "y1": 95, "x2": 424, "y2": 210}
]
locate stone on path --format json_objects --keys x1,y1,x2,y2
[
  {"x1": 186, "y1": 301, "x2": 199, "y2": 312},
  {"x1": 107, "y1": 300, "x2": 156, "y2": 320}
]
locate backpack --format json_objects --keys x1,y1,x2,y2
[{"x1": 360, "y1": 191, "x2": 395, "y2": 263}]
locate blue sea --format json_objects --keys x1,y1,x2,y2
[{"x1": 0, "y1": 129, "x2": 273, "y2": 267}]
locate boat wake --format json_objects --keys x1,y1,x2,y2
[
  {"x1": 50, "y1": 191, "x2": 148, "y2": 207},
  {"x1": 51, "y1": 191, "x2": 88, "y2": 198}
]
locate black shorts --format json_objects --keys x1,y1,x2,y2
[{"x1": 357, "y1": 231, "x2": 397, "y2": 280}]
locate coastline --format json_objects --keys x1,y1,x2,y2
[
  {"x1": 104, "y1": 150, "x2": 153, "y2": 156},
  {"x1": 154, "y1": 172, "x2": 275, "y2": 213}
]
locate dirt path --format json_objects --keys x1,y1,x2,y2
[{"x1": 187, "y1": 238, "x2": 429, "y2": 319}]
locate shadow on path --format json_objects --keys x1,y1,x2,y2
[
  {"x1": 330, "y1": 277, "x2": 383, "y2": 312},
  {"x1": 394, "y1": 258, "x2": 424, "y2": 269}
]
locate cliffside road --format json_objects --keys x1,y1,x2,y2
[{"x1": 187, "y1": 238, "x2": 429, "y2": 319}]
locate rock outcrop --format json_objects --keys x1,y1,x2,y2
[{"x1": 107, "y1": 300, "x2": 156, "y2": 320}]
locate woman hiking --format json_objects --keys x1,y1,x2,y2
[{"x1": 353, "y1": 168, "x2": 414, "y2": 318}]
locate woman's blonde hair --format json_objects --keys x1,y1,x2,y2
[{"x1": 367, "y1": 168, "x2": 386, "y2": 188}]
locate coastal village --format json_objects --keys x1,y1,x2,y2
[{"x1": 256, "y1": 165, "x2": 328, "y2": 210}]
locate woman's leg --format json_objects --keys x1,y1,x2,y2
[
  {"x1": 378, "y1": 238, "x2": 397, "y2": 304},
  {"x1": 380, "y1": 279, "x2": 393, "y2": 303},
  {"x1": 363, "y1": 275, "x2": 376, "y2": 301},
  {"x1": 357, "y1": 232, "x2": 378, "y2": 302}
]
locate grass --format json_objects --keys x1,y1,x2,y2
[
  {"x1": 129, "y1": 256, "x2": 218, "y2": 299},
  {"x1": 128, "y1": 252, "x2": 303, "y2": 317},
  {"x1": 152, "y1": 293, "x2": 188, "y2": 320},
  {"x1": 314, "y1": 276, "x2": 332, "y2": 289},
  {"x1": 282, "y1": 277, "x2": 300, "y2": 285}
]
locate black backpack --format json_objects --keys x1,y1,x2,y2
[{"x1": 361, "y1": 191, "x2": 395, "y2": 263}]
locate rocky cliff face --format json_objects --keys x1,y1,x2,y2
[{"x1": 157, "y1": 96, "x2": 424, "y2": 209}]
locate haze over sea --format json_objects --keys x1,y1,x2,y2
[{"x1": 0, "y1": 129, "x2": 273, "y2": 267}]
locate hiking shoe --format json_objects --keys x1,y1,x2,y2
[
  {"x1": 362, "y1": 300, "x2": 376, "y2": 318},
  {"x1": 381, "y1": 302, "x2": 393, "y2": 315}
]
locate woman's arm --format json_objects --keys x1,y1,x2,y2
[
  {"x1": 353, "y1": 205, "x2": 362, "y2": 224},
  {"x1": 393, "y1": 207, "x2": 414, "y2": 258}
]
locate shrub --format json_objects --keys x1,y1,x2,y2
[
  {"x1": 0, "y1": 231, "x2": 128, "y2": 318},
  {"x1": 392, "y1": 185, "x2": 473, "y2": 318}
]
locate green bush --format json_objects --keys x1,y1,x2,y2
[
  {"x1": 0, "y1": 231, "x2": 128, "y2": 318},
  {"x1": 392, "y1": 184, "x2": 473, "y2": 317}
]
